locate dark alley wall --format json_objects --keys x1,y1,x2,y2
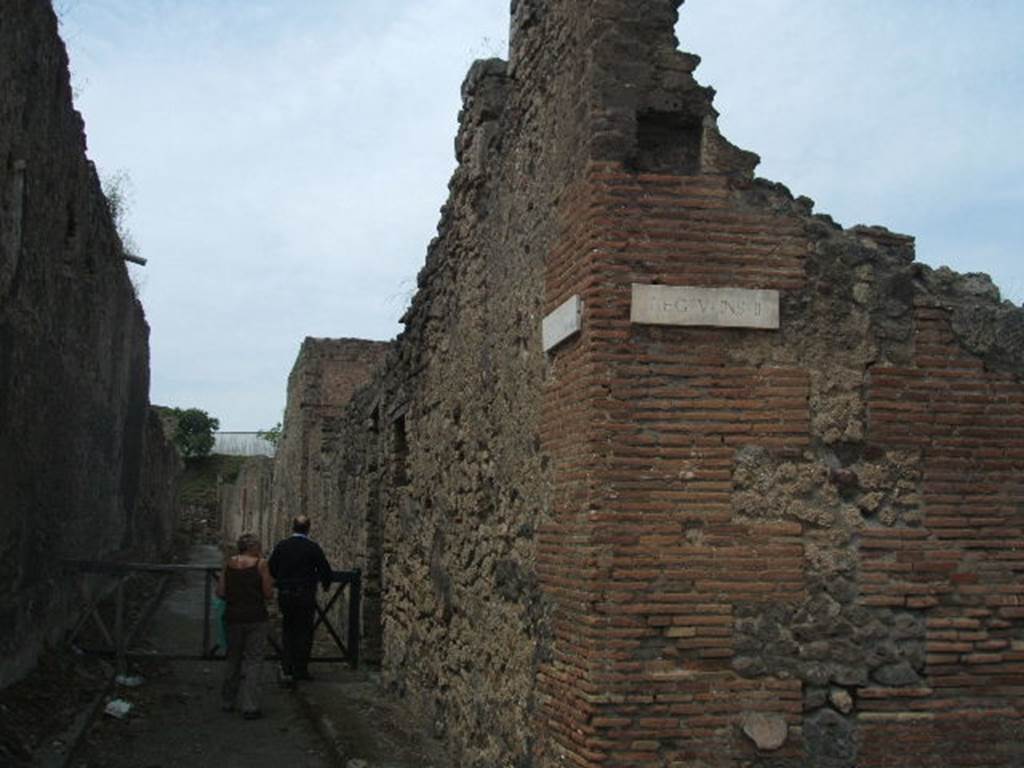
[{"x1": 0, "y1": 0, "x2": 179, "y2": 688}]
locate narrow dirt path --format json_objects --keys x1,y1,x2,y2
[{"x1": 70, "y1": 545, "x2": 333, "y2": 768}]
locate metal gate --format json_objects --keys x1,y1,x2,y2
[{"x1": 62, "y1": 560, "x2": 361, "y2": 672}]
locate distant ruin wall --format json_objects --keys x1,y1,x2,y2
[
  {"x1": 271, "y1": 338, "x2": 392, "y2": 535},
  {"x1": 220, "y1": 456, "x2": 274, "y2": 550},
  {"x1": 132, "y1": 408, "x2": 182, "y2": 560},
  {"x1": 220, "y1": 337, "x2": 390, "y2": 553},
  {"x1": 0, "y1": 1, "x2": 179, "y2": 688}
]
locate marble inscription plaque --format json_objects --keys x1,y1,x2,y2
[
  {"x1": 542, "y1": 294, "x2": 583, "y2": 352},
  {"x1": 631, "y1": 284, "x2": 780, "y2": 329}
]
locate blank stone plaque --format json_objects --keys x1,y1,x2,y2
[
  {"x1": 542, "y1": 294, "x2": 583, "y2": 352},
  {"x1": 630, "y1": 284, "x2": 780, "y2": 330}
]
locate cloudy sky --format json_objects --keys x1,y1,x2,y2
[{"x1": 58, "y1": 1, "x2": 1023, "y2": 430}]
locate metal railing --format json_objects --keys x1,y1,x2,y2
[
  {"x1": 62, "y1": 560, "x2": 361, "y2": 671},
  {"x1": 212, "y1": 432, "x2": 276, "y2": 457}
]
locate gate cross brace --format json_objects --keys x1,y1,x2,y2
[
  {"x1": 312, "y1": 584, "x2": 349, "y2": 657},
  {"x1": 68, "y1": 577, "x2": 121, "y2": 649}
]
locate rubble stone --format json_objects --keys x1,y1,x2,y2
[{"x1": 741, "y1": 712, "x2": 789, "y2": 751}]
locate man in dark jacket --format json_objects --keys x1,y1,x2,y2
[{"x1": 268, "y1": 515, "x2": 333, "y2": 682}]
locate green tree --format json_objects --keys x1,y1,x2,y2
[
  {"x1": 257, "y1": 421, "x2": 283, "y2": 448},
  {"x1": 173, "y1": 408, "x2": 220, "y2": 459}
]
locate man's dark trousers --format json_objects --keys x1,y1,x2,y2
[{"x1": 278, "y1": 587, "x2": 316, "y2": 678}]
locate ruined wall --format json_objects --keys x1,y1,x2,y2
[
  {"x1": 315, "y1": 3, "x2": 625, "y2": 764},
  {"x1": 132, "y1": 408, "x2": 182, "y2": 560},
  {"x1": 220, "y1": 456, "x2": 274, "y2": 551},
  {"x1": 526, "y1": 1, "x2": 1024, "y2": 764},
  {"x1": 270, "y1": 337, "x2": 391, "y2": 534},
  {"x1": 213, "y1": 1, "x2": 1024, "y2": 765},
  {"x1": 538, "y1": 168, "x2": 1024, "y2": 766},
  {"x1": 219, "y1": 338, "x2": 389, "y2": 552},
  {"x1": 0, "y1": 1, "x2": 179, "y2": 688}
]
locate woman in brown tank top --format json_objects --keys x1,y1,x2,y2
[{"x1": 215, "y1": 533, "x2": 274, "y2": 719}]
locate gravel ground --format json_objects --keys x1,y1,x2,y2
[
  {"x1": 0, "y1": 648, "x2": 111, "y2": 766},
  {"x1": 0, "y1": 566, "x2": 169, "y2": 767},
  {"x1": 68, "y1": 545, "x2": 334, "y2": 768},
  {"x1": 5, "y1": 539, "x2": 450, "y2": 768}
]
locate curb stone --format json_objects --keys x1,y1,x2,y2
[{"x1": 292, "y1": 683, "x2": 353, "y2": 768}]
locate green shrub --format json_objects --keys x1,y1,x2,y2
[{"x1": 173, "y1": 407, "x2": 219, "y2": 459}]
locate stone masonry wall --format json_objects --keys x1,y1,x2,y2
[
  {"x1": 270, "y1": 337, "x2": 391, "y2": 536},
  {"x1": 133, "y1": 407, "x2": 182, "y2": 560},
  {"x1": 539, "y1": 167, "x2": 1024, "y2": 766},
  {"x1": 315, "y1": 3, "x2": 616, "y2": 764},
  {"x1": 220, "y1": 338, "x2": 389, "y2": 554},
  {"x1": 0, "y1": 1, "x2": 179, "y2": 688},
  {"x1": 232, "y1": 1, "x2": 1023, "y2": 765}
]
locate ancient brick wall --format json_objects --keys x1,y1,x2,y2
[
  {"x1": 529, "y1": 4, "x2": 1024, "y2": 758},
  {"x1": 318, "y1": 2, "x2": 1024, "y2": 767},
  {"x1": 527, "y1": 2, "x2": 1024, "y2": 759},
  {"x1": 270, "y1": 338, "x2": 391, "y2": 535},
  {"x1": 0, "y1": 1, "x2": 179, "y2": 687},
  {"x1": 854, "y1": 287, "x2": 1024, "y2": 767},
  {"x1": 220, "y1": 338, "x2": 389, "y2": 555},
  {"x1": 314, "y1": 3, "x2": 629, "y2": 763},
  {"x1": 542, "y1": 180, "x2": 985, "y2": 765}
]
